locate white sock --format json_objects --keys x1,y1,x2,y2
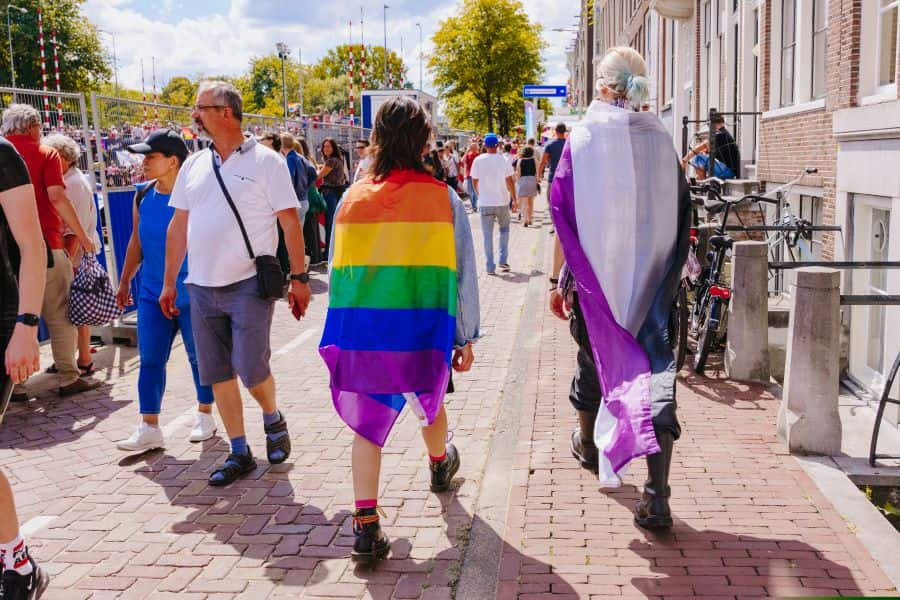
[{"x1": 0, "y1": 533, "x2": 33, "y2": 575}]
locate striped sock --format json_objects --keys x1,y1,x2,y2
[
  {"x1": 429, "y1": 452, "x2": 447, "y2": 463},
  {"x1": 355, "y1": 498, "x2": 377, "y2": 510},
  {"x1": 0, "y1": 534, "x2": 33, "y2": 575}
]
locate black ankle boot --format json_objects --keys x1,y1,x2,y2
[
  {"x1": 635, "y1": 431, "x2": 675, "y2": 530},
  {"x1": 351, "y1": 507, "x2": 391, "y2": 566},
  {"x1": 570, "y1": 410, "x2": 599, "y2": 473}
]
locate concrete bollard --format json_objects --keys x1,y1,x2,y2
[
  {"x1": 777, "y1": 267, "x2": 842, "y2": 455},
  {"x1": 726, "y1": 241, "x2": 770, "y2": 382}
]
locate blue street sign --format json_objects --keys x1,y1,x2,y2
[{"x1": 523, "y1": 85, "x2": 567, "y2": 98}]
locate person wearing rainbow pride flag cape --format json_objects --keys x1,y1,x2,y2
[
  {"x1": 549, "y1": 47, "x2": 691, "y2": 530},
  {"x1": 319, "y1": 96, "x2": 480, "y2": 566}
]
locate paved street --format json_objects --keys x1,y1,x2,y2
[{"x1": 0, "y1": 193, "x2": 895, "y2": 599}]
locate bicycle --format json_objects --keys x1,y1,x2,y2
[{"x1": 683, "y1": 168, "x2": 820, "y2": 374}]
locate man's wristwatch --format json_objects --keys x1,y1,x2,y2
[
  {"x1": 15, "y1": 313, "x2": 40, "y2": 327},
  {"x1": 289, "y1": 272, "x2": 310, "y2": 284}
]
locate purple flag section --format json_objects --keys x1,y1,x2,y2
[{"x1": 550, "y1": 142, "x2": 660, "y2": 478}]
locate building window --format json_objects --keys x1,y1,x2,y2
[
  {"x1": 797, "y1": 195, "x2": 824, "y2": 260},
  {"x1": 811, "y1": 0, "x2": 827, "y2": 99},
  {"x1": 878, "y1": 0, "x2": 899, "y2": 87},
  {"x1": 781, "y1": 0, "x2": 797, "y2": 106},
  {"x1": 667, "y1": 20, "x2": 676, "y2": 103}
]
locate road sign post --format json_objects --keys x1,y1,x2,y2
[{"x1": 522, "y1": 85, "x2": 567, "y2": 98}]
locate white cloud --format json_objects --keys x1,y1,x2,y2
[{"x1": 83, "y1": 0, "x2": 579, "y2": 106}]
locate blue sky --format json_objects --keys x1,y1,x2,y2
[{"x1": 82, "y1": 0, "x2": 579, "y2": 107}]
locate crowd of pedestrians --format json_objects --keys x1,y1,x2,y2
[{"x1": 0, "y1": 43, "x2": 694, "y2": 597}]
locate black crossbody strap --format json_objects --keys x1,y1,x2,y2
[
  {"x1": 134, "y1": 179, "x2": 158, "y2": 209},
  {"x1": 210, "y1": 150, "x2": 255, "y2": 260}
]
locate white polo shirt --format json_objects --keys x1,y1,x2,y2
[{"x1": 169, "y1": 137, "x2": 297, "y2": 287}]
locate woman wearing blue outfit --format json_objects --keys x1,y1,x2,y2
[{"x1": 114, "y1": 129, "x2": 216, "y2": 452}]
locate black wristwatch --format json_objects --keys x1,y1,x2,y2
[
  {"x1": 15, "y1": 313, "x2": 40, "y2": 327},
  {"x1": 289, "y1": 272, "x2": 310, "y2": 284}
]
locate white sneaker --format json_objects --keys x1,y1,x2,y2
[
  {"x1": 189, "y1": 411, "x2": 217, "y2": 442},
  {"x1": 117, "y1": 422, "x2": 164, "y2": 452}
]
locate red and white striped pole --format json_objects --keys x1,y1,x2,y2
[
  {"x1": 141, "y1": 59, "x2": 148, "y2": 126},
  {"x1": 51, "y1": 30, "x2": 63, "y2": 128},
  {"x1": 37, "y1": 6, "x2": 50, "y2": 129},
  {"x1": 348, "y1": 20, "x2": 354, "y2": 124}
]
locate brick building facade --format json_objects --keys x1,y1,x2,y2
[{"x1": 568, "y1": 0, "x2": 900, "y2": 402}]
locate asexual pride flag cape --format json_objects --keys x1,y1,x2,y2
[
  {"x1": 320, "y1": 169, "x2": 457, "y2": 447},
  {"x1": 551, "y1": 101, "x2": 690, "y2": 486}
]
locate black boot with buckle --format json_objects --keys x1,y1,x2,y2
[
  {"x1": 570, "y1": 410, "x2": 599, "y2": 473},
  {"x1": 351, "y1": 507, "x2": 390, "y2": 567},
  {"x1": 635, "y1": 431, "x2": 675, "y2": 530}
]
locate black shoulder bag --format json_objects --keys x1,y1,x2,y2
[{"x1": 210, "y1": 152, "x2": 286, "y2": 300}]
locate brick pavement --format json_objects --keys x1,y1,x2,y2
[
  {"x1": 495, "y1": 224, "x2": 898, "y2": 598},
  {"x1": 0, "y1": 200, "x2": 549, "y2": 599},
  {"x1": 0, "y1": 192, "x2": 896, "y2": 599}
]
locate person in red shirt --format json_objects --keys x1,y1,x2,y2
[
  {"x1": 1, "y1": 104, "x2": 100, "y2": 397},
  {"x1": 463, "y1": 141, "x2": 481, "y2": 212}
]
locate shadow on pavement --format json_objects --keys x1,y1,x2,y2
[
  {"x1": 349, "y1": 480, "x2": 578, "y2": 598},
  {"x1": 0, "y1": 383, "x2": 126, "y2": 450},
  {"x1": 134, "y1": 451, "x2": 351, "y2": 587},
  {"x1": 604, "y1": 484, "x2": 868, "y2": 597},
  {"x1": 135, "y1": 453, "x2": 575, "y2": 597}
]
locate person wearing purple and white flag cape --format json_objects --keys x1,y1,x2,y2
[{"x1": 548, "y1": 47, "x2": 691, "y2": 530}]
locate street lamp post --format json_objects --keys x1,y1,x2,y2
[
  {"x1": 6, "y1": 4, "x2": 27, "y2": 94},
  {"x1": 415, "y1": 22, "x2": 422, "y2": 92},
  {"x1": 276, "y1": 42, "x2": 289, "y2": 126},
  {"x1": 297, "y1": 48, "x2": 303, "y2": 120},
  {"x1": 382, "y1": 4, "x2": 388, "y2": 87},
  {"x1": 98, "y1": 29, "x2": 118, "y2": 97}
]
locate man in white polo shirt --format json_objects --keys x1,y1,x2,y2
[
  {"x1": 161, "y1": 80, "x2": 311, "y2": 487},
  {"x1": 470, "y1": 133, "x2": 517, "y2": 275}
]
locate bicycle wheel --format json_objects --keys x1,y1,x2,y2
[
  {"x1": 693, "y1": 297, "x2": 718, "y2": 375},
  {"x1": 669, "y1": 283, "x2": 689, "y2": 371}
]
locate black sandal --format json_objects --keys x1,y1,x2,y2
[
  {"x1": 78, "y1": 362, "x2": 95, "y2": 376},
  {"x1": 208, "y1": 450, "x2": 257, "y2": 487},
  {"x1": 265, "y1": 413, "x2": 292, "y2": 464}
]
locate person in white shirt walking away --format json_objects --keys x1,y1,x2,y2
[{"x1": 470, "y1": 133, "x2": 517, "y2": 275}]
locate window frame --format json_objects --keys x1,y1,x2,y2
[
  {"x1": 780, "y1": 0, "x2": 798, "y2": 107},
  {"x1": 810, "y1": 0, "x2": 828, "y2": 99},
  {"x1": 876, "y1": 0, "x2": 899, "y2": 91}
]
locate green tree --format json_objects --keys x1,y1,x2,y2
[
  {"x1": 0, "y1": 0, "x2": 110, "y2": 92},
  {"x1": 234, "y1": 54, "x2": 301, "y2": 116},
  {"x1": 160, "y1": 76, "x2": 196, "y2": 107},
  {"x1": 312, "y1": 44, "x2": 406, "y2": 91},
  {"x1": 430, "y1": 0, "x2": 544, "y2": 134},
  {"x1": 304, "y1": 74, "x2": 352, "y2": 114}
]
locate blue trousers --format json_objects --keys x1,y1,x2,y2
[
  {"x1": 137, "y1": 297, "x2": 214, "y2": 414},
  {"x1": 466, "y1": 177, "x2": 478, "y2": 210}
]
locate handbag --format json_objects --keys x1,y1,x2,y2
[
  {"x1": 67, "y1": 252, "x2": 123, "y2": 326},
  {"x1": 308, "y1": 184, "x2": 327, "y2": 214},
  {"x1": 210, "y1": 152, "x2": 286, "y2": 301}
]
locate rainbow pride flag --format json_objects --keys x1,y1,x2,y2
[{"x1": 319, "y1": 169, "x2": 457, "y2": 447}]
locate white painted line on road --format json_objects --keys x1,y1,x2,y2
[
  {"x1": 21, "y1": 515, "x2": 57, "y2": 537},
  {"x1": 273, "y1": 328, "x2": 320, "y2": 357}
]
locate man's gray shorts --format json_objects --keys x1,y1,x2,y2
[{"x1": 187, "y1": 277, "x2": 274, "y2": 388}]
